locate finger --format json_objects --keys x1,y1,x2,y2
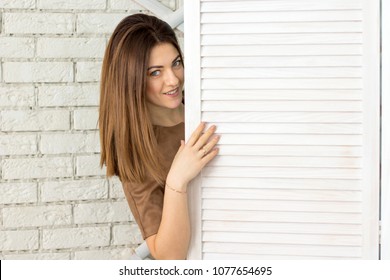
[
  {"x1": 201, "y1": 148, "x2": 219, "y2": 165},
  {"x1": 205, "y1": 135, "x2": 220, "y2": 152},
  {"x1": 187, "y1": 122, "x2": 206, "y2": 147},
  {"x1": 197, "y1": 135, "x2": 220, "y2": 158},
  {"x1": 194, "y1": 125, "x2": 216, "y2": 150}
]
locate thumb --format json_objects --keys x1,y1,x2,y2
[{"x1": 179, "y1": 140, "x2": 185, "y2": 151}]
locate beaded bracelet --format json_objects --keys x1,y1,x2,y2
[{"x1": 166, "y1": 183, "x2": 187, "y2": 194}]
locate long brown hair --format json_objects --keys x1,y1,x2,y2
[{"x1": 99, "y1": 14, "x2": 183, "y2": 184}]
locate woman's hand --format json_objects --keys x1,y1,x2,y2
[
  {"x1": 149, "y1": 122, "x2": 219, "y2": 259},
  {"x1": 166, "y1": 122, "x2": 220, "y2": 191}
]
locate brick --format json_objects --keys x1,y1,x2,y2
[
  {"x1": 74, "y1": 201, "x2": 132, "y2": 224},
  {"x1": 74, "y1": 248, "x2": 133, "y2": 260},
  {"x1": 0, "y1": 134, "x2": 37, "y2": 155},
  {"x1": 109, "y1": 0, "x2": 144, "y2": 10},
  {"x1": 37, "y1": 38, "x2": 106, "y2": 58},
  {"x1": 76, "y1": 61, "x2": 102, "y2": 82},
  {"x1": 42, "y1": 227, "x2": 110, "y2": 249},
  {"x1": 77, "y1": 13, "x2": 128, "y2": 34},
  {"x1": 0, "y1": 230, "x2": 39, "y2": 251},
  {"x1": 41, "y1": 179, "x2": 108, "y2": 202},
  {"x1": 112, "y1": 224, "x2": 143, "y2": 245},
  {"x1": 0, "y1": 37, "x2": 34, "y2": 58},
  {"x1": 0, "y1": 86, "x2": 35, "y2": 107},
  {"x1": 3, "y1": 252, "x2": 70, "y2": 260},
  {"x1": 4, "y1": 13, "x2": 73, "y2": 34},
  {"x1": 0, "y1": 183, "x2": 37, "y2": 204},
  {"x1": 2, "y1": 157, "x2": 73, "y2": 179},
  {"x1": 1, "y1": 110, "x2": 70, "y2": 131},
  {"x1": 40, "y1": 132, "x2": 100, "y2": 154},
  {"x1": 38, "y1": 85, "x2": 99, "y2": 107},
  {"x1": 3, "y1": 62, "x2": 73, "y2": 83},
  {"x1": 73, "y1": 108, "x2": 99, "y2": 130},
  {"x1": 3, "y1": 205, "x2": 72, "y2": 227},
  {"x1": 37, "y1": 0, "x2": 106, "y2": 10},
  {"x1": 0, "y1": 0, "x2": 35, "y2": 9},
  {"x1": 76, "y1": 155, "x2": 106, "y2": 176}
]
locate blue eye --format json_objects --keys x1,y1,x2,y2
[
  {"x1": 173, "y1": 59, "x2": 182, "y2": 67},
  {"x1": 150, "y1": 70, "x2": 160, "y2": 77}
]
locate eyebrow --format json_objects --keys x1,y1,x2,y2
[{"x1": 147, "y1": 55, "x2": 181, "y2": 71}]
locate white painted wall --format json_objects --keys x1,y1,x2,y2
[{"x1": 0, "y1": 0, "x2": 183, "y2": 260}]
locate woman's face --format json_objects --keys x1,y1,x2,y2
[{"x1": 145, "y1": 42, "x2": 184, "y2": 111}]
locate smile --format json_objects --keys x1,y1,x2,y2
[{"x1": 163, "y1": 88, "x2": 179, "y2": 96}]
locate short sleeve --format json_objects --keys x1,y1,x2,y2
[
  {"x1": 120, "y1": 122, "x2": 184, "y2": 240},
  {"x1": 122, "y1": 178, "x2": 164, "y2": 239}
]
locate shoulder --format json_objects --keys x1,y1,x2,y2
[{"x1": 153, "y1": 122, "x2": 184, "y2": 143}]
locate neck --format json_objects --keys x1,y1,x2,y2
[{"x1": 148, "y1": 103, "x2": 184, "y2": 127}]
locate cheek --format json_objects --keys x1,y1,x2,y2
[{"x1": 146, "y1": 80, "x2": 161, "y2": 96}]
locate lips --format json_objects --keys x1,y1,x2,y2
[{"x1": 163, "y1": 87, "x2": 179, "y2": 96}]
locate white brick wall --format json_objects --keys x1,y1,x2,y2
[
  {"x1": 74, "y1": 201, "x2": 133, "y2": 224},
  {"x1": 0, "y1": 38, "x2": 34, "y2": 58},
  {"x1": 3, "y1": 205, "x2": 72, "y2": 227},
  {"x1": 0, "y1": 183, "x2": 37, "y2": 204},
  {"x1": 1, "y1": 110, "x2": 70, "y2": 131},
  {"x1": 77, "y1": 13, "x2": 130, "y2": 34},
  {"x1": 74, "y1": 248, "x2": 133, "y2": 260},
  {"x1": 0, "y1": 0, "x2": 35, "y2": 9},
  {"x1": 2, "y1": 157, "x2": 73, "y2": 179},
  {"x1": 38, "y1": 85, "x2": 99, "y2": 107},
  {"x1": 40, "y1": 179, "x2": 108, "y2": 202},
  {"x1": 4, "y1": 252, "x2": 71, "y2": 260},
  {"x1": 3, "y1": 62, "x2": 74, "y2": 83},
  {"x1": 0, "y1": 86, "x2": 35, "y2": 107},
  {"x1": 0, "y1": 134, "x2": 37, "y2": 155},
  {"x1": 4, "y1": 13, "x2": 74, "y2": 34},
  {"x1": 37, "y1": 38, "x2": 106, "y2": 59},
  {"x1": 76, "y1": 61, "x2": 103, "y2": 82},
  {"x1": 42, "y1": 227, "x2": 110, "y2": 249},
  {"x1": 0, "y1": 0, "x2": 183, "y2": 260},
  {"x1": 40, "y1": 132, "x2": 100, "y2": 154},
  {"x1": 0, "y1": 230, "x2": 39, "y2": 251},
  {"x1": 37, "y1": 0, "x2": 106, "y2": 10}
]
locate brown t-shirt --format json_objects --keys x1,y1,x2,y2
[{"x1": 121, "y1": 122, "x2": 184, "y2": 239}]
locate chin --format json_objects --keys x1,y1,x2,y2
[
  {"x1": 166, "y1": 92, "x2": 183, "y2": 108},
  {"x1": 167, "y1": 99, "x2": 183, "y2": 109}
]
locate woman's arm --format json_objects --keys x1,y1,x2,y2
[
  {"x1": 146, "y1": 122, "x2": 220, "y2": 259},
  {"x1": 145, "y1": 184, "x2": 190, "y2": 259}
]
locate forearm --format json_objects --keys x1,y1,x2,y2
[
  {"x1": 146, "y1": 123, "x2": 219, "y2": 259},
  {"x1": 147, "y1": 180, "x2": 190, "y2": 259}
]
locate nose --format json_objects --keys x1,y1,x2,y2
[{"x1": 164, "y1": 68, "x2": 179, "y2": 86}]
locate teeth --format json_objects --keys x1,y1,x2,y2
[{"x1": 165, "y1": 89, "x2": 177, "y2": 95}]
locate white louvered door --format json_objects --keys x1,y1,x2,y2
[{"x1": 184, "y1": 0, "x2": 380, "y2": 259}]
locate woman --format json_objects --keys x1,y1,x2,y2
[{"x1": 99, "y1": 13, "x2": 220, "y2": 259}]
